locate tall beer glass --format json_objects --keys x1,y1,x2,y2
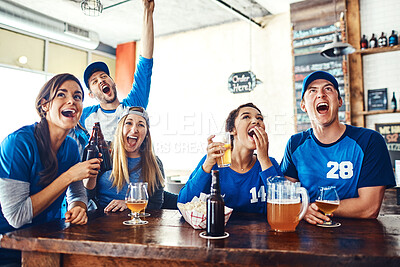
[{"x1": 213, "y1": 132, "x2": 231, "y2": 168}]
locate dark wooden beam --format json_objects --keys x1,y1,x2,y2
[{"x1": 346, "y1": 0, "x2": 365, "y2": 127}]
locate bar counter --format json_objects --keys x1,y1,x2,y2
[{"x1": 1, "y1": 209, "x2": 400, "y2": 266}]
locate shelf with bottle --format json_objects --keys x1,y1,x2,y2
[
  {"x1": 355, "y1": 44, "x2": 400, "y2": 55},
  {"x1": 357, "y1": 30, "x2": 400, "y2": 55},
  {"x1": 357, "y1": 109, "x2": 400, "y2": 116}
]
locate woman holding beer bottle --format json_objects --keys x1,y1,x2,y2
[
  {"x1": 178, "y1": 103, "x2": 283, "y2": 213},
  {"x1": 0, "y1": 74, "x2": 101, "y2": 265},
  {"x1": 84, "y1": 106, "x2": 165, "y2": 212}
]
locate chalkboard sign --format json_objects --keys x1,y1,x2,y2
[
  {"x1": 228, "y1": 71, "x2": 256, "y2": 94},
  {"x1": 292, "y1": 27, "x2": 345, "y2": 132},
  {"x1": 290, "y1": 0, "x2": 349, "y2": 133},
  {"x1": 376, "y1": 122, "x2": 400, "y2": 167},
  {"x1": 368, "y1": 88, "x2": 388, "y2": 111}
]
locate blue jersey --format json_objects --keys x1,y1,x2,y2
[
  {"x1": 0, "y1": 124, "x2": 82, "y2": 234},
  {"x1": 97, "y1": 157, "x2": 164, "y2": 210},
  {"x1": 79, "y1": 56, "x2": 153, "y2": 143},
  {"x1": 280, "y1": 125, "x2": 396, "y2": 202},
  {"x1": 178, "y1": 155, "x2": 283, "y2": 213}
]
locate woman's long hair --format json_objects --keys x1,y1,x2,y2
[
  {"x1": 110, "y1": 107, "x2": 164, "y2": 194},
  {"x1": 34, "y1": 73, "x2": 84, "y2": 186},
  {"x1": 225, "y1": 103, "x2": 262, "y2": 148}
]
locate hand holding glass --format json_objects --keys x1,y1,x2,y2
[
  {"x1": 315, "y1": 186, "x2": 341, "y2": 227},
  {"x1": 123, "y1": 182, "x2": 149, "y2": 225},
  {"x1": 213, "y1": 132, "x2": 232, "y2": 168}
]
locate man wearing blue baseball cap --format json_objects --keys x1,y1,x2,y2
[
  {"x1": 70, "y1": 0, "x2": 155, "y2": 151},
  {"x1": 281, "y1": 70, "x2": 395, "y2": 225}
]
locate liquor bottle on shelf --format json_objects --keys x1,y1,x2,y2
[
  {"x1": 389, "y1": 30, "x2": 398, "y2": 46},
  {"x1": 206, "y1": 170, "x2": 225, "y2": 237},
  {"x1": 95, "y1": 122, "x2": 112, "y2": 172},
  {"x1": 369, "y1": 33, "x2": 378, "y2": 48},
  {"x1": 378, "y1": 32, "x2": 387, "y2": 47},
  {"x1": 360, "y1": 35, "x2": 368, "y2": 50},
  {"x1": 82, "y1": 125, "x2": 100, "y2": 162},
  {"x1": 391, "y1": 92, "x2": 397, "y2": 112}
]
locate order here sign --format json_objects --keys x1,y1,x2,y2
[
  {"x1": 376, "y1": 122, "x2": 400, "y2": 167},
  {"x1": 228, "y1": 71, "x2": 257, "y2": 94}
]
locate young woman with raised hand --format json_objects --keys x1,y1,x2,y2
[
  {"x1": 178, "y1": 103, "x2": 283, "y2": 213},
  {"x1": 0, "y1": 73, "x2": 101, "y2": 265},
  {"x1": 84, "y1": 106, "x2": 165, "y2": 212}
]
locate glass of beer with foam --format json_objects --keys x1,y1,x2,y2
[
  {"x1": 267, "y1": 176, "x2": 309, "y2": 232},
  {"x1": 213, "y1": 132, "x2": 232, "y2": 168},
  {"x1": 123, "y1": 182, "x2": 149, "y2": 225},
  {"x1": 315, "y1": 186, "x2": 341, "y2": 227}
]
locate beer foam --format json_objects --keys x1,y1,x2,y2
[{"x1": 267, "y1": 199, "x2": 300, "y2": 204}]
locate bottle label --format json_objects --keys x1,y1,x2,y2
[{"x1": 370, "y1": 40, "x2": 376, "y2": 48}]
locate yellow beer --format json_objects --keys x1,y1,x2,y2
[{"x1": 216, "y1": 143, "x2": 232, "y2": 167}]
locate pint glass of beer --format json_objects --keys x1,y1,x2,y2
[
  {"x1": 213, "y1": 132, "x2": 232, "y2": 168},
  {"x1": 267, "y1": 176, "x2": 309, "y2": 232}
]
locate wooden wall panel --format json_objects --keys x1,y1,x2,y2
[
  {"x1": 291, "y1": 0, "x2": 345, "y2": 31},
  {"x1": 346, "y1": 0, "x2": 365, "y2": 127}
]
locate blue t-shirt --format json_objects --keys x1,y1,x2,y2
[
  {"x1": 0, "y1": 124, "x2": 81, "y2": 234},
  {"x1": 79, "y1": 56, "x2": 153, "y2": 143},
  {"x1": 178, "y1": 155, "x2": 282, "y2": 213},
  {"x1": 97, "y1": 157, "x2": 164, "y2": 210},
  {"x1": 280, "y1": 124, "x2": 396, "y2": 202}
]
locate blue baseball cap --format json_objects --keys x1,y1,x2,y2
[
  {"x1": 83, "y1": 61, "x2": 110, "y2": 89},
  {"x1": 301, "y1": 71, "x2": 340, "y2": 99}
]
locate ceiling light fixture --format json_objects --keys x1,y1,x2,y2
[
  {"x1": 320, "y1": 32, "x2": 355, "y2": 59},
  {"x1": 80, "y1": 0, "x2": 103, "y2": 16},
  {"x1": 81, "y1": 0, "x2": 133, "y2": 17},
  {"x1": 320, "y1": 0, "x2": 355, "y2": 58}
]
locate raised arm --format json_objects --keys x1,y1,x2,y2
[{"x1": 141, "y1": 0, "x2": 154, "y2": 59}]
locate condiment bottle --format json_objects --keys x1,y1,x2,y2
[
  {"x1": 378, "y1": 32, "x2": 387, "y2": 47},
  {"x1": 369, "y1": 33, "x2": 377, "y2": 48},
  {"x1": 391, "y1": 92, "x2": 397, "y2": 112},
  {"x1": 360, "y1": 34, "x2": 368, "y2": 50},
  {"x1": 389, "y1": 30, "x2": 398, "y2": 46},
  {"x1": 206, "y1": 170, "x2": 225, "y2": 237}
]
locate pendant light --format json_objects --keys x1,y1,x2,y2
[
  {"x1": 320, "y1": 0, "x2": 355, "y2": 59},
  {"x1": 81, "y1": 0, "x2": 132, "y2": 17}
]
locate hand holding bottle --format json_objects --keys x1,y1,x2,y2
[{"x1": 65, "y1": 158, "x2": 102, "y2": 184}]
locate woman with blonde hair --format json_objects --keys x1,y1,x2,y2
[{"x1": 85, "y1": 106, "x2": 164, "y2": 211}]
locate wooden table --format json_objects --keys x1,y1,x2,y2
[{"x1": 1, "y1": 209, "x2": 400, "y2": 266}]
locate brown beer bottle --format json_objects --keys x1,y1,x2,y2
[
  {"x1": 94, "y1": 122, "x2": 112, "y2": 172},
  {"x1": 82, "y1": 124, "x2": 100, "y2": 162},
  {"x1": 206, "y1": 170, "x2": 225, "y2": 237}
]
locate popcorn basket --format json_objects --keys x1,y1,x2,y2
[{"x1": 177, "y1": 193, "x2": 233, "y2": 229}]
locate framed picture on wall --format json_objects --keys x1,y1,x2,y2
[
  {"x1": 375, "y1": 122, "x2": 400, "y2": 168},
  {"x1": 368, "y1": 88, "x2": 387, "y2": 111}
]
